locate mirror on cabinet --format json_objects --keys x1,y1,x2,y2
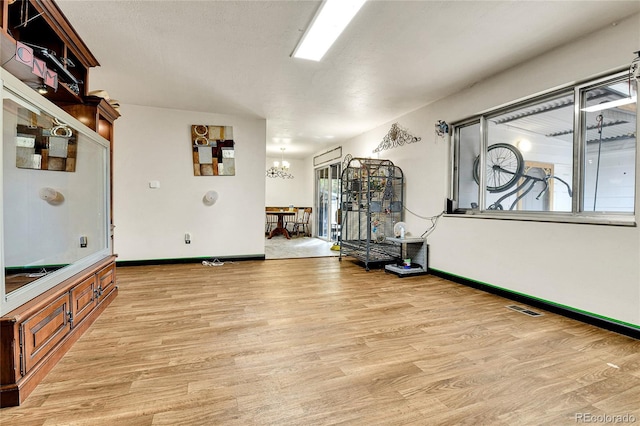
[
  {"x1": 2, "y1": 84, "x2": 111, "y2": 314},
  {"x1": 15, "y1": 114, "x2": 78, "y2": 172}
]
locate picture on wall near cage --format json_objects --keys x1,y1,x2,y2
[{"x1": 190, "y1": 124, "x2": 235, "y2": 176}]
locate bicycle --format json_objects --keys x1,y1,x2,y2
[{"x1": 472, "y1": 143, "x2": 572, "y2": 210}]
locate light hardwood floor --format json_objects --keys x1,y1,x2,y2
[{"x1": 2, "y1": 258, "x2": 639, "y2": 425}]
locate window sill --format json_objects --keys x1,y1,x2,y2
[{"x1": 446, "y1": 210, "x2": 636, "y2": 227}]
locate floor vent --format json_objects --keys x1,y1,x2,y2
[{"x1": 506, "y1": 305, "x2": 543, "y2": 317}]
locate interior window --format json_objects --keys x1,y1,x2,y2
[
  {"x1": 455, "y1": 121, "x2": 480, "y2": 209},
  {"x1": 581, "y1": 78, "x2": 637, "y2": 213},
  {"x1": 482, "y1": 92, "x2": 574, "y2": 212},
  {"x1": 452, "y1": 70, "x2": 637, "y2": 222}
]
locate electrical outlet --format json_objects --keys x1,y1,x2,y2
[
  {"x1": 80, "y1": 236, "x2": 87, "y2": 248},
  {"x1": 185, "y1": 233, "x2": 191, "y2": 244}
]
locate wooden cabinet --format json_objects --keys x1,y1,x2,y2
[
  {"x1": 0, "y1": 0, "x2": 119, "y2": 145},
  {"x1": 61, "y1": 96, "x2": 120, "y2": 138},
  {"x1": 0, "y1": 73, "x2": 119, "y2": 406},
  {"x1": 0, "y1": 0, "x2": 98, "y2": 103},
  {"x1": 21, "y1": 293, "x2": 70, "y2": 374},
  {"x1": 0, "y1": 256, "x2": 117, "y2": 407},
  {"x1": 0, "y1": 0, "x2": 119, "y2": 408},
  {"x1": 69, "y1": 275, "x2": 97, "y2": 326},
  {"x1": 97, "y1": 263, "x2": 116, "y2": 298}
]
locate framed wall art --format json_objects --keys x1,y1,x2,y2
[{"x1": 191, "y1": 124, "x2": 235, "y2": 176}]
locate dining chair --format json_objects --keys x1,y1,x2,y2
[
  {"x1": 265, "y1": 213, "x2": 278, "y2": 235},
  {"x1": 292, "y1": 207, "x2": 312, "y2": 237},
  {"x1": 283, "y1": 209, "x2": 297, "y2": 234}
]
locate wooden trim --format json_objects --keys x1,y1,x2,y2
[{"x1": 89, "y1": 96, "x2": 120, "y2": 122}]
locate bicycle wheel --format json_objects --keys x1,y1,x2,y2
[{"x1": 473, "y1": 143, "x2": 524, "y2": 193}]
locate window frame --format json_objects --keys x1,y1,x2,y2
[{"x1": 450, "y1": 70, "x2": 637, "y2": 226}]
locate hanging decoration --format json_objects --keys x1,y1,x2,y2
[
  {"x1": 435, "y1": 120, "x2": 449, "y2": 137},
  {"x1": 266, "y1": 167, "x2": 294, "y2": 179},
  {"x1": 266, "y1": 147, "x2": 294, "y2": 179},
  {"x1": 372, "y1": 123, "x2": 421, "y2": 153}
]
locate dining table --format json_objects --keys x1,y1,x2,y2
[{"x1": 266, "y1": 210, "x2": 296, "y2": 239}]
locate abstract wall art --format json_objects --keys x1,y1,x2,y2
[{"x1": 191, "y1": 124, "x2": 235, "y2": 176}]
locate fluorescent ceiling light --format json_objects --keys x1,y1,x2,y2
[
  {"x1": 292, "y1": 0, "x2": 367, "y2": 61},
  {"x1": 581, "y1": 96, "x2": 637, "y2": 112}
]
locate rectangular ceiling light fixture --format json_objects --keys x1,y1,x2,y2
[
  {"x1": 581, "y1": 96, "x2": 637, "y2": 112},
  {"x1": 292, "y1": 0, "x2": 367, "y2": 62}
]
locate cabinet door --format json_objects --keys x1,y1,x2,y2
[
  {"x1": 20, "y1": 294, "x2": 71, "y2": 374},
  {"x1": 97, "y1": 263, "x2": 116, "y2": 299},
  {"x1": 70, "y1": 275, "x2": 97, "y2": 326}
]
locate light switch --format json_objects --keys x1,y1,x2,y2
[{"x1": 149, "y1": 180, "x2": 160, "y2": 189}]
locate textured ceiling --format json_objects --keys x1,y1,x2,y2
[{"x1": 56, "y1": 0, "x2": 640, "y2": 159}]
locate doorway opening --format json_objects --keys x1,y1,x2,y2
[{"x1": 315, "y1": 162, "x2": 341, "y2": 242}]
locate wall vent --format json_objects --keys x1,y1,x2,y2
[{"x1": 506, "y1": 305, "x2": 543, "y2": 317}]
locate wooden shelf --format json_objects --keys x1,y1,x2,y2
[{"x1": 1, "y1": 0, "x2": 99, "y2": 102}]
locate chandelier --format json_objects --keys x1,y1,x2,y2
[{"x1": 266, "y1": 147, "x2": 294, "y2": 179}]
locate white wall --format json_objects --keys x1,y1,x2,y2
[
  {"x1": 265, "y1": 156, "x2": 313, "y2": 207},
  {"x1": 113, "y1": 104, "x2": 266, "y2": 261},
  {"x1": 334, "y1": 13, "x2": 640, "y2": 326}
]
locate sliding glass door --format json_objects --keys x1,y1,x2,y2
[{"x1": 315, "y1": 163, "x2": 341, "y2": 240}]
